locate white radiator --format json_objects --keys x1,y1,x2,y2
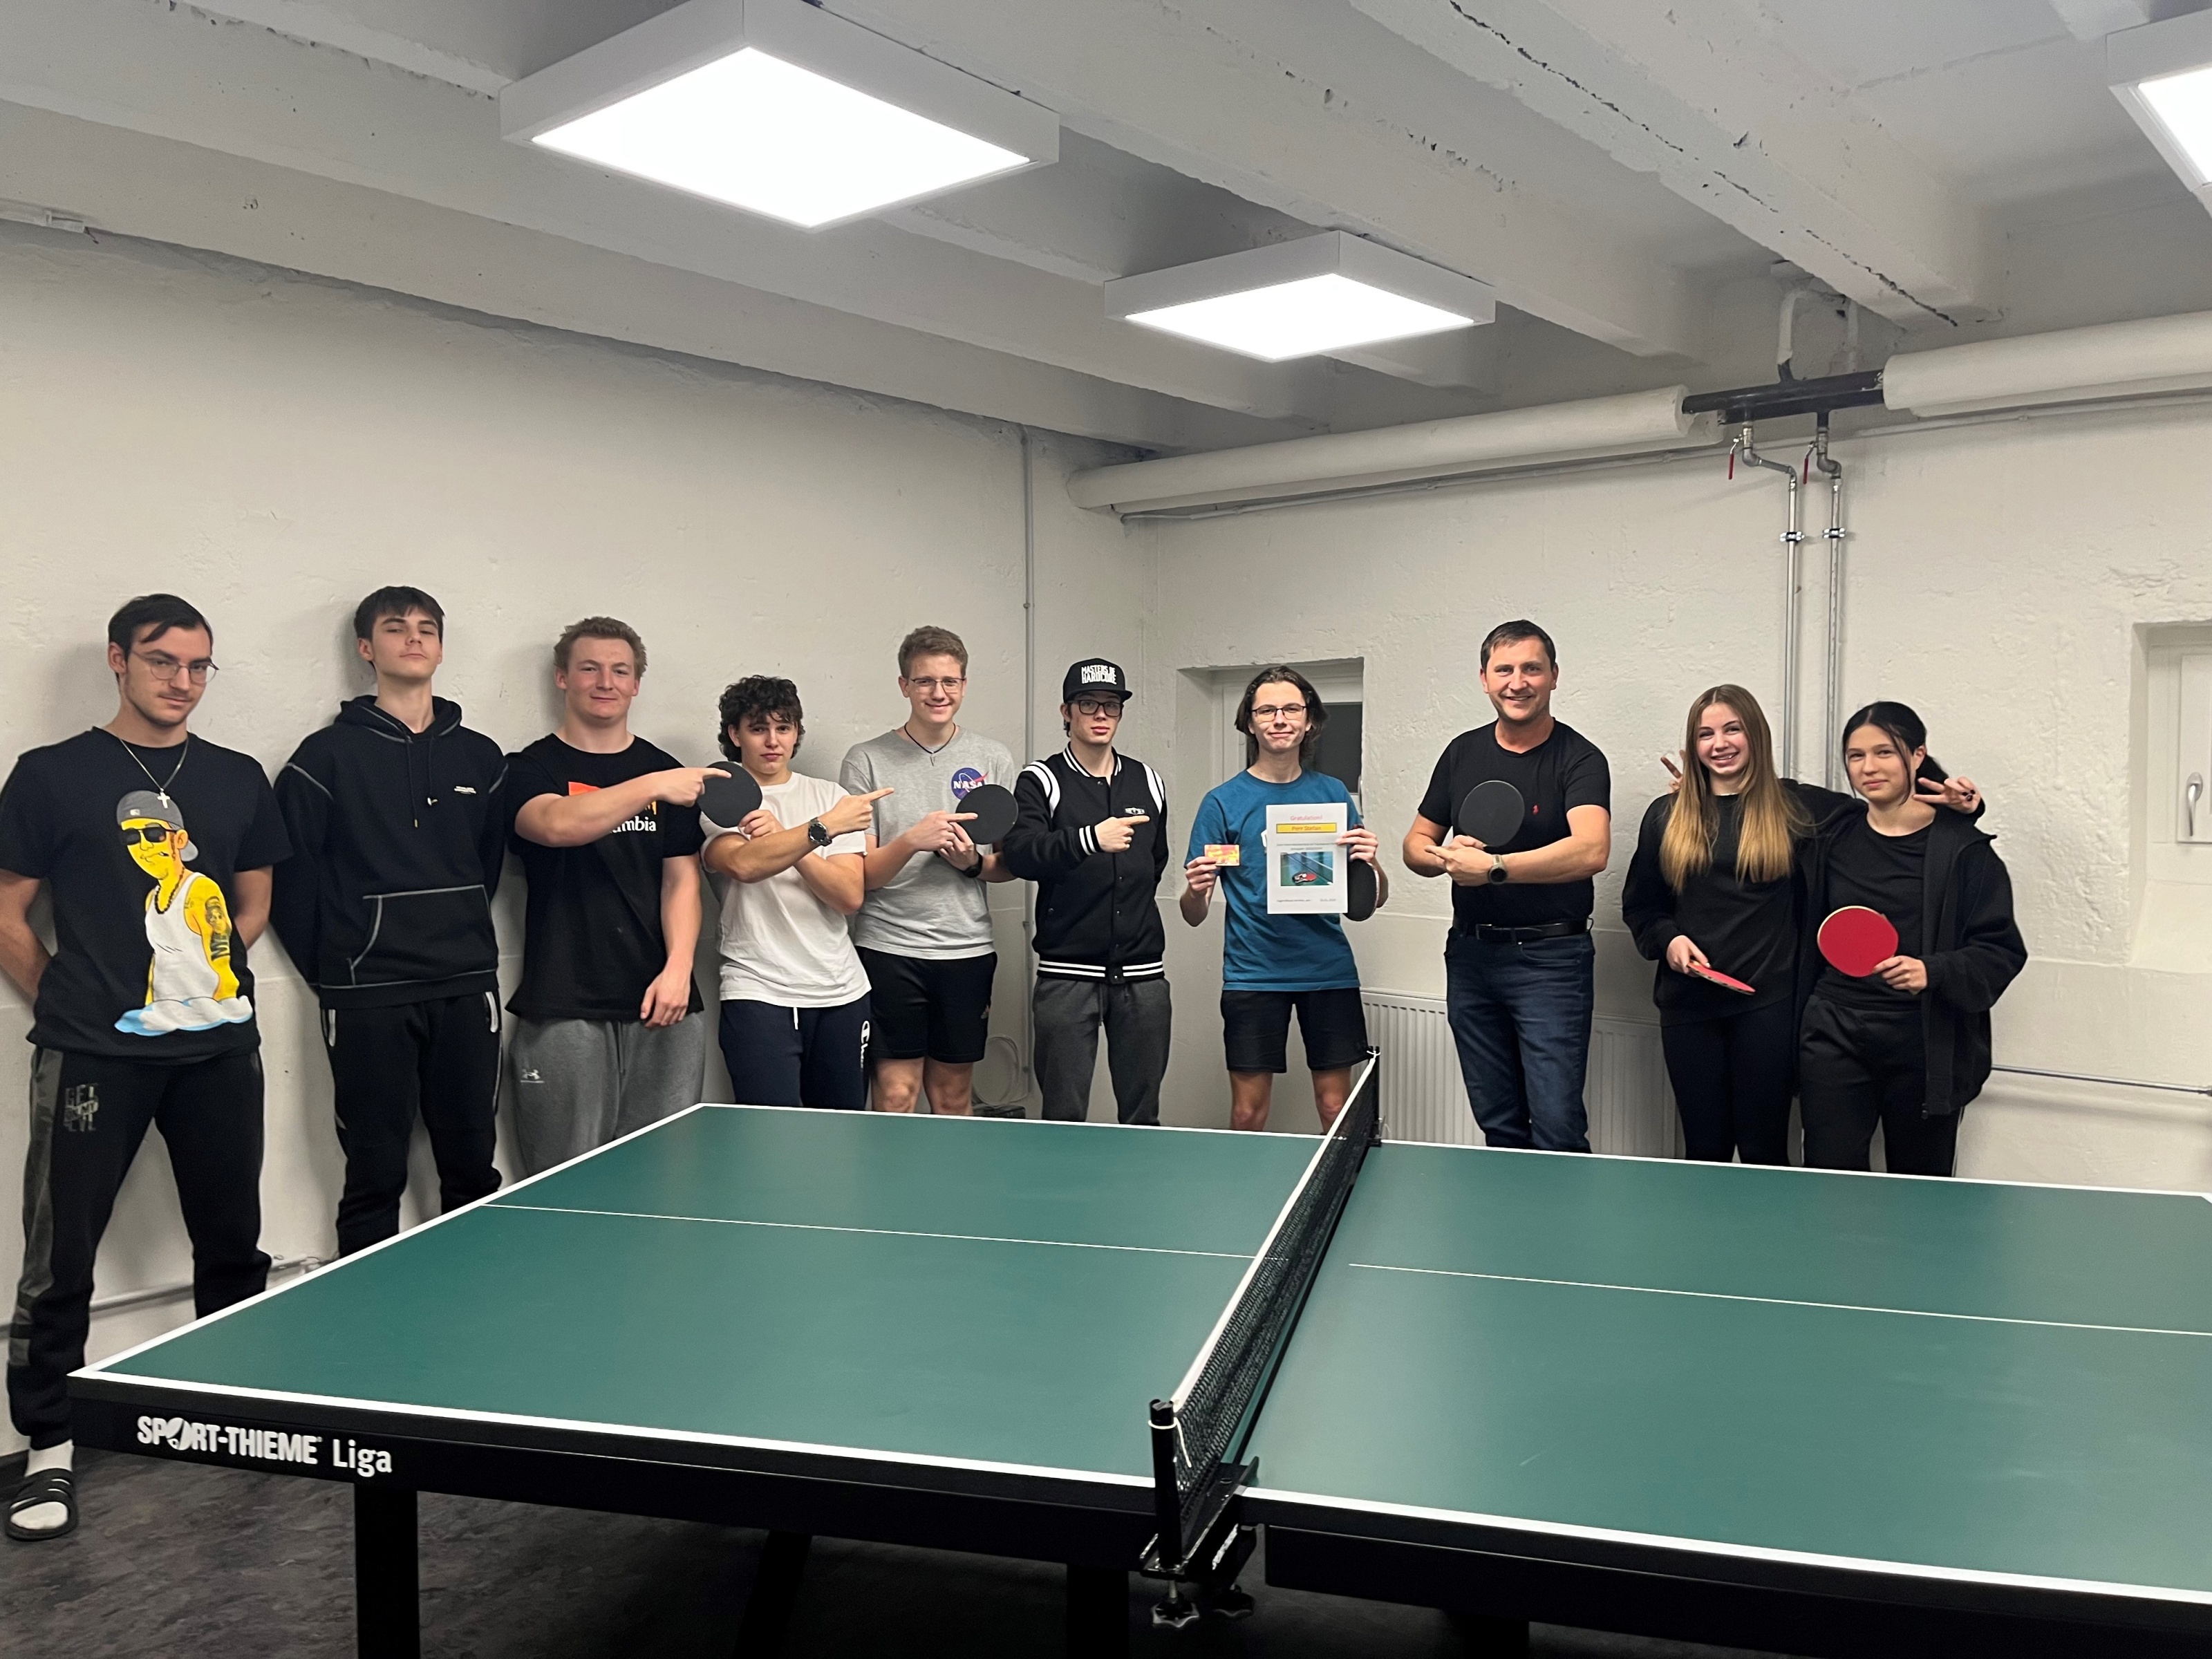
[{"x1": 1362, "y1": 991, "x2": 1684, "y2": 1159}]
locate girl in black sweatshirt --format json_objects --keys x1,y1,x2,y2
[
  {"x1": 1796, "y1": 702, "x2": 2026, "y2": 1176},
  {"x1": 1621, "y1": 686, "x2": 1988, "y2": 1165}
]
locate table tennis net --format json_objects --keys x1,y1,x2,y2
[{"x1": 1149, "y1": 1051, "x2": 1380, "y2": 1575}]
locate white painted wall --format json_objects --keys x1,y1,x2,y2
[
  {"x1": 1134, "y1": 401, "x2": 2212, "y2": 1183},
  {"x1": 0, "y1": 223, "x2": 1138, "y2": 1454}
]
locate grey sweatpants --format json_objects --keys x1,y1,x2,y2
[
  {"x1": 1032, "y1": 977, "x2": 1171, "y2": 1125},
  {"x1": 504, "y1": 1013, "x2": 708, "y2": 1176}
]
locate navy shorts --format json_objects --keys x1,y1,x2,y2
[
  {"x1": 1220, "y1": 986, "x2": 1369, "y2": 1075},
  {"x1": 857, "y1": 948, "x2": 995, "y2": 1065}
]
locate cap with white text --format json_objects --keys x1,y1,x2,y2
[{"x1": 1061, "y1": 659, "x2": 1132, "y2": 703}]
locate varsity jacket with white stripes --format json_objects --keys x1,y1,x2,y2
[{"x1": 1000, "y1": 746, "x2": 1170, "y2": 982}]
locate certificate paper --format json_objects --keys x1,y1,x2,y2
[{"x1": 1263, "y1": 803, "x2": 1349, "y2": 915}]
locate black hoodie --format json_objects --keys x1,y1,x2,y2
[
  {"x1": 1797, "y1": 805, "x2": 2027, "y2": 1114},
  {"x1": 271, "y1": 696, "x2": 509, "y2": 1009}
]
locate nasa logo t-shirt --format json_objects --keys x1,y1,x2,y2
[
  {"x1": 838, "y1": 727, "x2": 1015, "y2": 959},
  {"x1": 0, "y1": 730, "x2": 290, "y2": 1061}
]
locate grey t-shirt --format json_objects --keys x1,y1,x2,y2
[{"x1": 839, "y1": 726, "x2": 1015, "y2": 959}]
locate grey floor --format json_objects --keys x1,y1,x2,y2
[{"x1": 3, "y1": 1451, "x2": 1793, "y2": 1658}]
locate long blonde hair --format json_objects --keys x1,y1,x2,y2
[{"x1": 1660, "y1": 685, "x2": 1809, "y2": 891}]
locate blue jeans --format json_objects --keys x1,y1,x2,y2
[{"x1": 1444, "y1": 929, "x2": 1595, "y2": 1152}]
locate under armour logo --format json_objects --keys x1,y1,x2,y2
[
  {"x1": 516, "y1": 1067, "x2": 542, "y2": 1085},
  {"x1": 60, "y1": 1085, "x2": 100, "y2": 1134}
]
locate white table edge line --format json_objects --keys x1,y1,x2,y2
[
  {"x1": 66, "y1": 1374, "x2": 1155, "y2": 1488},
  {"x1": 490, "y1": 1202, "x2": 1256, "y2": 1259},
  {"x1": 1344, "y1": 1262, "x2": 2212, "y2": 1338},
  {"x1": 1238, "y1": 1486, "x2": 2212, "y2": 1606}
]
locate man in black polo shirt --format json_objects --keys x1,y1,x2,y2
[
  {"x1": 1402, "y1": 621, "x2": 1611, "y2": 1150},
  {"x1": 1, "y1": 594, "x2": 288, "y2": 1541},
  {"x1": 1002, "y1": 659, "x2": 1171, "y2": 1124}
]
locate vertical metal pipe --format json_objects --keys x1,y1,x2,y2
[
  {"x1": 1810, "y1": 416, "x2": 1846, "y2": 790},
  {"x1": 1732, "y1": 422, "x2": 1803, "y2": 778}
]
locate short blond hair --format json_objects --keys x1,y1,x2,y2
[
  {"x1": 555, "y1": 616, "x2": 646, "y2": 676},
  {"x1": 898, "y1": 625, "x2": 968, "y2": 677}
]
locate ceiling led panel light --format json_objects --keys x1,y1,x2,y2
[
  {"x1": 501, "y1": 0, "x2": 1058, "y2": 230},
  {"x1": 1105, "y1": 234, "x2": 1495, "y2": 363},
  {"x1": 2110, "y1": 10, "x2": 2212, "y2": 210}
]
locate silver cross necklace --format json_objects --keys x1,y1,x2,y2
[{"x1": 111, "y1": 731, "x2": 191, "y2": 807}]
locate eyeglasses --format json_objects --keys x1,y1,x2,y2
[
  {"x1": 118, "y1": 825, "x2": 179, "y2": 846},
  {"x1": 906, "y1": 677, "x2": 966, "y2": 693},
  {"x1": 134, "y1": 652, "x2": 218, "y2": 684},
  {"x1": 1071, "y1": 698, "x2": 1124, "y2": 718},
  {"x1": 1250, "y1": 704, "x2": 1306, "y2": 722}
]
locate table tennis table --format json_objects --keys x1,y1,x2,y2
[{"x1": 71, "y1": 1053, "x2": 2212, "y2": 1657}]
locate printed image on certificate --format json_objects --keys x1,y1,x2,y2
[{"x1": 1264, "y1": 803, "x2": 1349, "y2": 915}]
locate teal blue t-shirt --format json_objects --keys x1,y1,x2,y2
[{"x1": 1187, "y1": 769, "x2": 1362, "y2": 992}]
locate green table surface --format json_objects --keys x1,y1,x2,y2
[
  {"x1": 1247, "y1": 1145, "x2": 2212, "y2": 1597},
  {"x1": 99, "y1": 1107, "x2": 1316, "y2": 1481}
]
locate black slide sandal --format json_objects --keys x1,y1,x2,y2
[{"x1": 6, "y1": 1468, "x2": 78, "y2": 1541}]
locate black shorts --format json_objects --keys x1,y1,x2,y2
[
  {"x1": 1220, "y1": 987, "x2": 1369, "y2": 1075},
  {"x1": 857, "y1": 948, "x2": 996, "y2": 1065}
]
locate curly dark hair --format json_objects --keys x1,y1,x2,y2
[{"x1": 717, "y1": 676, "x2": 805, "y2": 762}]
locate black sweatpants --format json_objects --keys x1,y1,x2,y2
[
  {"x1": 1797, "y1": 995, "x2": 1960, "y2": 1177},
  {"x1": 718, "y1": 994, "x2": 872, "y2": 1110},
  {"x1": 1660, "y1": 997, "x2": 1798, "y2": 1165},
  {"x1": 325, "y1": 991, "x2": 501, "y2": 1256},
  {"x1": 8, "y1": 1048, "x2": 269, "y2": 1448}
]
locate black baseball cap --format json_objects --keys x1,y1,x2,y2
[{"x1": 1062, "y1": 659, "x2": 1132, "y2": 703}]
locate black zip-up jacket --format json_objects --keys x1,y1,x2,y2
[
  {"x1": 1000, "y1": 747, "x2": 1169, "y2": 982},
  {"x1": 1797, "y1": 805, "x2": 2027, "y2": 1115},
  {"x1": 271, "y1": 695, "x2": 509, "y2": 1009}
]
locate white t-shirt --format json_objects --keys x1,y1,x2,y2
[{"x1": 706, "y1": 774, "x2": 870, "y2": 1008}]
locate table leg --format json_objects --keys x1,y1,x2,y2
[
  {"x1": 1065, "y1": 1564, "x2": 1129, "y2": 1659},
  {"x1": 1448, "y1": 1612, "x2": 1530, "y2": 1657},
  {"x1": 733, "y1": 1530, "x2": 812, "y2": 1656},
  {"x1": 354, "y1": 1485, "x2": 420, "y2": 1659}
]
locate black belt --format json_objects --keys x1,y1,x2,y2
[{"x1": 1456, "y1": 917, "x2": 1589, "y2": 944}]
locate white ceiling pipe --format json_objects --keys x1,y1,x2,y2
[
  {"x1": 1066, "y1": 386, "x2": 1705, "y2": 514},
  {"x1": 1882, "y1": 310, "x2": 2212, "y2": 418}
]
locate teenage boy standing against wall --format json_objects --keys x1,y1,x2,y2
[
  {"x1": 1182, "y1": 666, "x2": 1384, "y2": 1132},
  {"x1": 838, "y1": 626, "x2": 1015, "y2": 1114},
  {"x1": 1002, "y1": 659, "x2": 1172, "y2": 1125},
  {"x1": 272, "y1": 587, "x2": 509, "y2": 1255},
  {"x1": 1401, "y1": 621, "x2": 1611, "y2": 1152},
  {"x1": 504, "y1": 617, "x2": 726, "y2": 1174},
  {"x1": 1, "y1": 594, "x2": 288, "y2": 1541},
  {"x1": 705, "y1": 675, "x2": 887, "y2": 1108}
]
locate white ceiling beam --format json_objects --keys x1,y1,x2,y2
[
  {"x1": 1332, "y1": 328, "x2": 1498, "y2": 391},
  {"x1": 0, "y1": 102, "x2": 1292, "y2": 453},
  {"x1": 1344, "y1": 0, "x2": 1996, "y2": 329},
  {"x1": 832, "y1": 0, "x2": 1704, "y2": 359},
  {"x1": 2049, "y1": 0, "x2": 2156, "y2": 43},
  {"x1": 0, "y1": 0, "x2": 1331, "y2": 422}
]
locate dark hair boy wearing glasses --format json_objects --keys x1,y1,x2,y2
[
  {"x1": 1001, "y1": 660, "x2": 1171, "y2": 1125},
  {"x1": 837, "y1": 626, "x2": 1016, "y2": 1115},
  {"x1": 0, "y1": 594, "x2": 288, "y2": 1541},
  {"x1": 271, "y1": 586, "x2": 509, "y2": 1256}
]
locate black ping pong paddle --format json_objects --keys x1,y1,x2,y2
[
  {"x1": 1347, "y1": 856, "x2": 1378, "y2": 922},
  {"x1": 958, "y1": 782, "x2": 1018, "y2": 846},
  {"x1": 1454, "y1": 780, "x2": 1525, "y2": 847},
  {"x1": 700, "y1": 768, "x2": 763, "y2": 830}
]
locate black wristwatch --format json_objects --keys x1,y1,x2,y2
[
  {"x1": 806, "y1": 818, "x2": 831, "y2": 850},
  {"x1": 1486, "y1": 854, "x2": 1509, "y2": 885}
]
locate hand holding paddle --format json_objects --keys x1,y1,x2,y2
[
  {"x1": 1664, "y1": 935, "x2": 1709, "y2": 977},
  {"x1": 1454, "y1": 780, "x2": 1525, "y2": 849},
  {"x1": 1817, "y1": 906, "x2": 1922, "y2": 991}
]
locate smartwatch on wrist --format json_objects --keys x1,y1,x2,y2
[
  {"x1": 805, "y1": 818, "x2": 832, "y2": 850},
  {"x1": 1486, "y1": 854, "x2": 1509, "y2": 885}
]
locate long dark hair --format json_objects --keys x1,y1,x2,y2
[
  {"x1": 1840, "y1": 701, "x2": 1948, "y2": 789},
  {"x1": 1235, "y1": 665, "x2": 1327, "y2": 769}
]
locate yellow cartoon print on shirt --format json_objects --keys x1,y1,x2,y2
[{"x1": 113, "y1": 789, "x2": 252, "y2": 1036}]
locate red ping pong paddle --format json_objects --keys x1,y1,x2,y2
[
  {"x1": 1817, "y1": 906, "x2": 1899, "y2": 977},
  {"x1": 1687, "y1": 962, "x2": 1756, "y2": 995},
  {"x1": 957, "y1": 782, "x2": 1018, "y2": 846}
]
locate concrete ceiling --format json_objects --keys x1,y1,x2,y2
[{"x1": 2, "y1": 0, "x2": 2209, "y2": 453}]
